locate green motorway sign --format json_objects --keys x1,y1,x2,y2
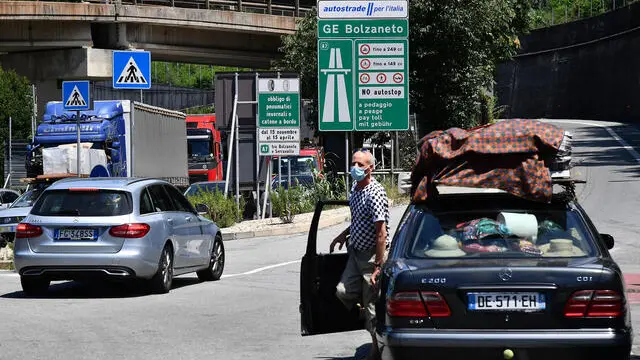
[
  {"x1": 354, "y1": 39, "x2": 409, "y2": 130},
  {"x1": 317, "y1": 1, "x2": 409, "y2": 132},
  {"x1": 317, "y1": 39, "x2": 354, "y2": 131}
]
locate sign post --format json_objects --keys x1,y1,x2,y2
[
  {"x1": 62, "y1": 80, "x2": 91, "y2": 177},
  {"x1": 257, "y1": 78, "x2": 301, "y2": 156},
  {"x1": 317, "y1": 0, "x2": 409, "y2": 132}
]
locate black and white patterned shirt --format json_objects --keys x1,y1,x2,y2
[{"x1": 348, "y1": 178, "x2": 390, "y2": 251}]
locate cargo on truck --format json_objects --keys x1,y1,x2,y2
[{"x1": 25, "y1": 100, "x2": 189, "y2": 187}]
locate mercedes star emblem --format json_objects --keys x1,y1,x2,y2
[{"x1": 498, "y1": 268, "x2": 513, "y2": 281}]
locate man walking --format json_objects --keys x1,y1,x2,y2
[{"x1": 330, "y1": 150, "x2": 390, "y2": 360}]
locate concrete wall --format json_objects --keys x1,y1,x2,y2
[{"x1": 495, "y1": 2, "x2": 640, "y2": 122}]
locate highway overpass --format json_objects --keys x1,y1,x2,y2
[{"x1": 0, "y1": 0, "x2": 311, "y2": 115}]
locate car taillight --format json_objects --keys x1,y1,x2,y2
[
  {"x1": 421, "y1": 291, "x2": 451, "y2": 317},
  {"x1": 387, "y1": 292, "x2": 428, "y2": 317},
  {"x1": 564, "y1": 290, "x2": 624, "y2": 318},
  {"x1": 109, "y1": 223, "x2": 150, "y2": 238},
  {"x1": 15, "y1": 223, "x2": 42, "y2": 238},
  {"x1": 387, "y1": 291, "x2": 451, "y2": 317}
]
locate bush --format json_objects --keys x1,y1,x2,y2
[
  {"x1": 187, "y1": 190, "x2": 244, "y2": 228},
  {"x1": 270, "y1": 169, "x2": 347, "y2": 224},
  {"x1": 270, "y1": 181, "x2": 310, "y2": 223},
  {"x1": 376, "y1": 175, "x2": 410, "y2": 205}
]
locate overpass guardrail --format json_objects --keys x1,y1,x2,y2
[{"x1": 23, "y1": 0, "x2": 314, "y2": 17}]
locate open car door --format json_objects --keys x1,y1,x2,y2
[{"x1": 300, "y1": 200, "x2": 365, "y2": 336}]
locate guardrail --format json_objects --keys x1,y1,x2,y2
[{"x1": 26, "y1": 0, "x2": 313, "y2": 17}]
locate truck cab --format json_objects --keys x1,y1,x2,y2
[{"x1": 186, "y1": 115, "x2": 223, "y2": 183}]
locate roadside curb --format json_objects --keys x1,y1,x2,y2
[
  {"x1": 220, "y1": 199, "x2": 408, "y2": 241},
  {"x1": 221, "y1": 211, "x2": 351, "y2": 241}
]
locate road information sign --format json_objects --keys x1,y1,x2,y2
[
  {"x1": 317, "y1": 0, "x2": 409, "y2": 131},
  {"x1": 62, "y1": 81, "x2": 90, "y2": 111},
  {"x1": 113, "y1": 50, "x2": 151, "y2": 89},
  {"x1": 257, "y1": 78, "x2": 301, "y2": 156}
]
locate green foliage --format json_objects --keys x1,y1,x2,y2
[
  {"x1": 186, "y1": 190, "x2": 244, "y2": 228},
  {"x1": 274, "y1": 2, "x2": 531, "y2": 136},
  {"x1": 0, "y1": 66, "x2": 33, "y2": 185},
  {"x1": 409, "y1": 0, "x2": 530, "y2": 134},
  {"x1": 272, "y1": 8, "x2": 319, "y2": 134},
  {"x1": 270, "y1": 169, "x2": 346, "y2": 223},
  {"x1": 375, "y1": 175, "x2": 410, "y2": 205},
  {"x1": 270, "y1": 183, "x2": 311, "y2": 223},
  {"x1": 184, "y1": 104, "x2": 216, "y2": 114},
  {"x1": 151, "y1": 62, "x2": 258, "y2": 89}
]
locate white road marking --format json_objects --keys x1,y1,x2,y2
[
  {"x1": 0, "y1": 260, "x2": 304, "y2": 279},
  {"x1": 542, "y1": 119, "x2": 640, "y2": 163},
  {"x1": 221, "y1": 260, "x2": 301, "y2": 279}
]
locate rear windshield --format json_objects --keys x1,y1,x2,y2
[
  {"x1": 30, "y1": 190, "x2": 133, "y2": 217},
  {"x1": 406, "y1": 206, "x2": 597, "y2": 259}
]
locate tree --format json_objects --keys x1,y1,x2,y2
[
  {"x1": 274, "y1": 0, "x2": 530, "y2": 137},
  {"x1": 0, "y1": 66, "x2": 34, "y2": 184}
]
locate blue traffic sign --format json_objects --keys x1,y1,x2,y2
[
  {"x1": 62, "y1": 81, "x2": 90, "y2": 111},
  {"x1": 112, "y1": 50, "x2": 151, "y2": 89}
]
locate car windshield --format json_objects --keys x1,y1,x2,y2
[
  {"x1": 30, "y1": 189, "x2": 133, "y2": 217},
  {"x1": 11, "y1": 189, "x2": 44, "y2": 208},
  {"x1": 275, "y1": 156, "x2": 317, "y2": 176},
  {"x1": 188, "y1": 139, "x2": 212, "y2": 157},
  {"x1": 406, "y1": 203, "x2": 597, "y2": 259},
  {"x1": 185, "y1": 182, "x2": 226, "y2": 197}
]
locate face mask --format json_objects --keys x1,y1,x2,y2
[{"x1": 350, "y1": 166, "x2": 367, "y2": 182}]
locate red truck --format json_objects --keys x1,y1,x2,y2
[{"x1": 186, "y1": 114, "x2": 224, "y2": 183}]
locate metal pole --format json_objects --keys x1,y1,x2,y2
[
  {"x1": 31, "y1": 84, "x2": 36, "y2": 139},
  {"x1": 224, "y1": 74, "x2": 239, "y2": 198},
  {"x1": 278, "y1": 157, "x2": 282, "y2": 188},
  {"x1": 394, "y1": 131, "x2": 400, "y2": 168},
  {"x1": 235, "y1": 92, "x2": 240, "y2": 211},
  {"x1": 76, "y1": 111, "x2": 81, "y2": 177},
  {"x1": 140, "y1": 90, "x2": 143, "y2": 103},
  {"x1": 390, "y1": 134, "x2": 395, "y2": 189},
  {"x1": 345, "y1": 132, "x2": 349, "y2": 199},
  {"x1": 8, "y1": 117, "x2": 12, "y2": 184},
  {"x1": 261, "y1": 157, "x2": 270, "y2": 219},
  {"x1": 287, "y1": 157, "x2": 291, "y2": 188},
  {"x1": 255, "y1": 72, "x2": 260, "y2": 218}
]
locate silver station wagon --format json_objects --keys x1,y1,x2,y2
[{"x1": 13, "y1": 178, "x2": 225, "y2": 296}]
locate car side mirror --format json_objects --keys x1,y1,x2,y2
[
  {"x1": 195, "y1": 203, "x2": 210, "y2": 215},
  {"x1": 600, "y1": 233, "x2": 614, "y2": 249}
]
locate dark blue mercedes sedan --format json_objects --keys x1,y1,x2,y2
[{"x1": 300, "y1": 185, "x2": 633, "y2": 360}]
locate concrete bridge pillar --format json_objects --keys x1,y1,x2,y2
[{"x1": 0, "y1": 48, "x2": 113, "y2": 118}]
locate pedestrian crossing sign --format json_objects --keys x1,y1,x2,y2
[
  {"x1": 112, "y1": 50, "x2": 152, "y2": 89},
  {"x1": 62, "y1": 81, "x2": 90, "y2": 111}
]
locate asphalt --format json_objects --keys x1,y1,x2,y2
[{"x1": 0, "y1": 119, "x2": 638, "y2": 359}]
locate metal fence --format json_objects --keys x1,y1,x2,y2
[
  {"x1": 23, "y1": 0, "x2": 314, "y2": 17},
  {"x1": 530, "y1": 0, "x2": 640, "y2": 28},
  {"x1": 92, "y1": 81, "x2": 214, "y2": 111}
]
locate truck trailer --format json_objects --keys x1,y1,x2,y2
[{"x1": 25, "y1": 100, "x2": 189, "y2": 187}]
